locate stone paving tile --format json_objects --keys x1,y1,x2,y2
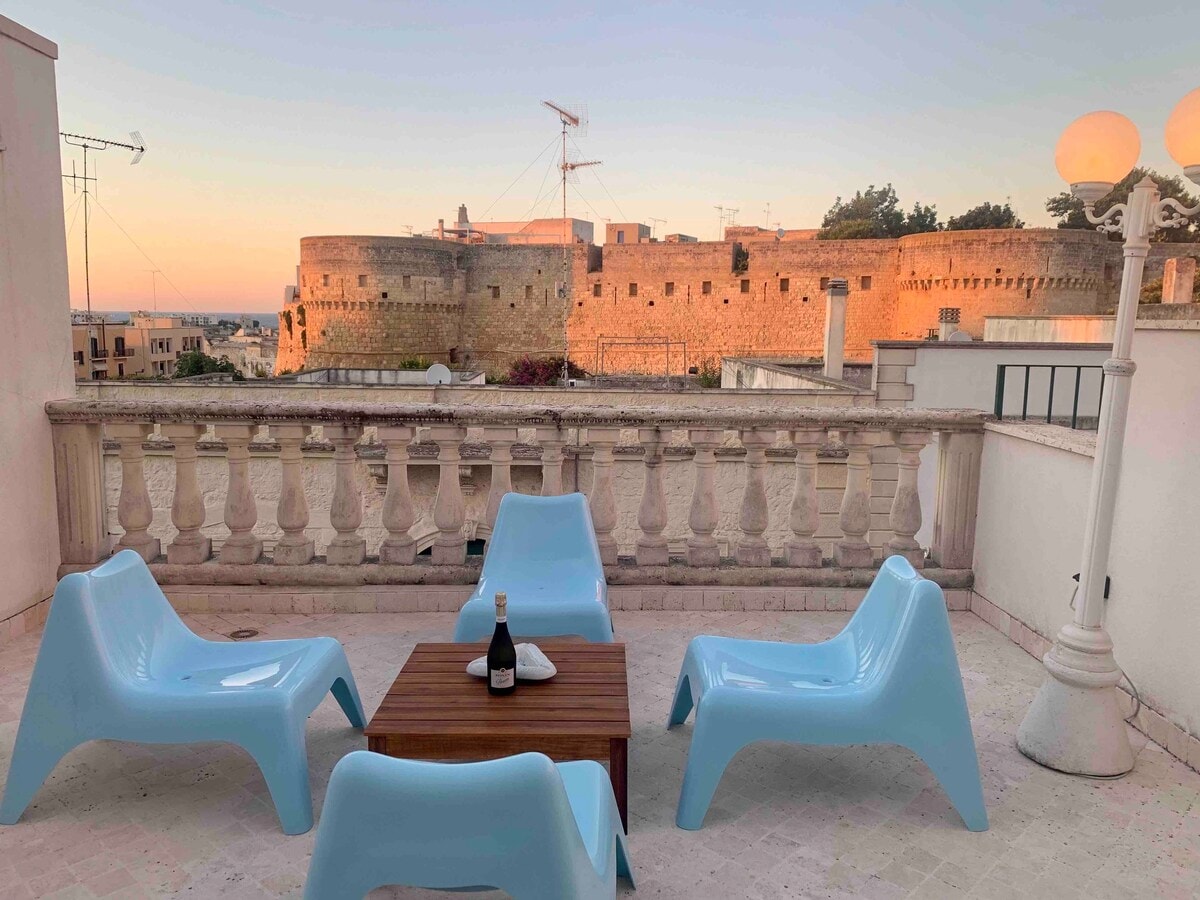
[{"x1": 1, "y1": 610, "x2": 1198, "y2": 898}]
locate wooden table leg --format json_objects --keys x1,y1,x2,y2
[{"x1": 610, "y1": 737, "x2": 628, "y2": 833}]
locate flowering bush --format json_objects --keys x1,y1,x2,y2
[{"x1": 505, "y1": 355, "x2": 588, "y2": 386}]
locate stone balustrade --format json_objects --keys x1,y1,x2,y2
[{"x1": 46, "y1": 399, "x2": 986, "y2": 583}]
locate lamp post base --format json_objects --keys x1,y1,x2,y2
[{"x1": 1017, "y1": 622, "x2": 1134, "y2": 776}]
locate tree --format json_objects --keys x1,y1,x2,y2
[
  {"x1": 817, "y1": 184, "x2": 940, "y2": 239},
  {"x1": 946, "y1": 201, "x2": 1025, "y2": 231},
  {"x1": 1140, "y1": 275, "x2": 1200, "y2": 304},
  {"x1": 173, "y1": 350, "x2": 245, "y2": 381},
  {"x1": 1045, "y1": 168, "x2": 1200, "y2": 242}
]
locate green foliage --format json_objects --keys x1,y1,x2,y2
[
  {"x1": 281, "y1": 309, "x2": 293, "y2": 336},
  {"x1": 1045, "y1": 168, "x2": 1200, "y2": 242},
  {"x1": 1140, "y1": 275, "x2": 1200, "y2": 304},
  {"x1": 172, "y1": 350, "x2": 245, "y2": 381},
  {"x1": 252, "y1": 363, "x2": 267, "y2": 378},
  {"x1": 817, "y1": 184, "x2": 940, "y2": 239},
  {"x1": 694, "y1": 357, "x2": 721, "y2": 388},
  {"x1": 396, "y1": 357, "x2": 431, "y2": 370},
  {"x1": 506, "y1": 355, "x2": 587, "y2": 386},
  {"x1": 946, "y1": 202, "x2": 1025, "y2": 231},
  {"x1": 275, "y1": 367, "x2": 294, "y2": 377},
  {"x1": 732, "y1": 246, "x2": 750, "y2": 274},
  {"x1": 295, "y1": 305, "x2": 306, "y2": 327}
]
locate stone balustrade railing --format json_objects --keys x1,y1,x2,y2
[{"x1": 46, "y1": 399, "x2": 986, "y2": 581}]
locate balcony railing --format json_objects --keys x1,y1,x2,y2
[
  {"x1": 46, "y1": 399, "x2": 986, "y2": 582},
  {"x1": 90, "y1": 349, "x2": 109, "y2": 359}
]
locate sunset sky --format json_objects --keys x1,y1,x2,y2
[{"x1": 9, "y1": 0, "x2": 1200, "y2": 313}]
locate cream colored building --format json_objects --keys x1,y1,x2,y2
[
  {"x1": 71, "y1": 314, "x2": 206, "y2": 379},
  {"x1": 124, "y1": 314, "x2": 206, "y2": 377}
]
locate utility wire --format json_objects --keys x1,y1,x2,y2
[
  {"x1": 518, "y1": 151, "x2": 562, "y2": 223},
  {"x1": 570, "y1": 134, "x2": 626, "y2": 221},
  {"x1": 476, "y1": 135, "x2": 560, "y2": 222},
  {"x1": 64, "y1": 193, "x2": 84, "y2": 242},
  {"x1": 570, "y1": 183, "x2": 607, "y2": 226},
  {"x1": 89, "y1": 195, "x2": 198, "y2": 312}
]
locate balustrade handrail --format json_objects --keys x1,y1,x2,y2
[{"x1": 45, "y1": 399, "x2": 988, "y2": 432}]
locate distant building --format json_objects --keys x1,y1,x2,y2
[
  {"x1": 606, "y1": 223, "x2": 652, "y2": 245},
  {"x1": 437, "y1": 204, "x2": 593, "y2": 245},
  {"x1": 664, "y1": 233, "x2": 698, "y2": 243},
  {"x1": 72, "y1": 314, "x2": 206, "y2": 379}
]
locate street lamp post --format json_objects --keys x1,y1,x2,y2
[{"x1": 1017, "y1": 88, "x2": 1200, "y2": 776}]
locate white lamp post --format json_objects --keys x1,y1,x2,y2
[{"x1": 1017, "y1": 89, "x2": 1200, "y2": 776}]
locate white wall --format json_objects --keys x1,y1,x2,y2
[
  {"x1": 973, "y1": 322, "x2": 1200, "y2": 740},
  {"x1": 905, "y1": 344, "x2": 1110, "y2": 418},
  {"x1": 984, "y1": 316, "x2": 1116, "y2": 344},
  {"x1": 0, "y1": 17, "x2": 73, "y2": 621}
]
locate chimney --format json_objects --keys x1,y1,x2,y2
[
  {"x1": 437, "y1": 219, "x2": 444, "y2": 240},
  {"x1": 457, "y1": 204, "x2": 469, "y2": 226},
  {"x1": 823, "y1": 278, "x2": 849, "y2": 380},
  {"x1": 938, "y1": 307, "x2": 961, "y2": 341},
  {"x1": 1163, "y1": 258, "x2": 1197, "y2": 303}
]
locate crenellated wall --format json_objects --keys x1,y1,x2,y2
[{"x1": 277, "y1": 229, "x2": 1200, "y2": 377}]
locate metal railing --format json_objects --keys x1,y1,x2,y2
[{"x1": 994, "y1": 364, "x2": 1104, "y2": 430}]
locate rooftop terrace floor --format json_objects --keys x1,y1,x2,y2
[{"x1": 1, "y1": 610, "x2": 1197, "y2": 899}]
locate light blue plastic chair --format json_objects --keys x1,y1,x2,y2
[
  {"x1": 453, "y1": 492, "x2": 613, "y2": 642},
  {"x1": 304, "y1": 750, "x2": 634, "y2": 899},
  {"x1": 0, "y1": 549, "x2": 366, "y2": 835},
  {"x1": 667, "y1": 555, "x2": 988, "y2": 832}
]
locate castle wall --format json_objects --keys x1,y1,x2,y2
[
  {"x1": 566, "y1": 239, "x2": 899, "y2": 372},
  {"x1": 278, "y1": 229, "x2": 1200, "y2": 379},
  {"x1": 893, "y1": 229, "x2": 1115, "y2": 341}
]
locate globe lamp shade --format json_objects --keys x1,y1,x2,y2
[
  {"x1": 1055, "y1": 111, "x2": 1140, "y2": 203},
  {"x1": 1165, "y1": 88, "x2": 1200, "y2": 184}
]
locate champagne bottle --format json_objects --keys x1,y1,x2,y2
[{"x1": 487, "y1": 591, "x2": 517, "y2": 695}]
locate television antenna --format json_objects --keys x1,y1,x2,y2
[
  {"x1": 764, "y1": 201, "x2": 770, "y2": 228},
  {"x1": 143, "y1": 269, "x2": 162, "y2": 313},
  {"x1": 714, "y1": 205, "x2": 739, "y2": 240},
  {"x1": 543, "y1": 100, "x2": 599, "y2": 298},
  {"x1": 60, "y1": 130, "x2": 147, "y2": 314},
  {"x1": 649, "y1": 217, "x2": 667, "y2": 239}
]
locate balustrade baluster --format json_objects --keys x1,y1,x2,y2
[
  {"x1": 378, "y1": 426, "x2": 417, "y2": 564},
  {"x1": 537, "y1": 426, "x2": 566, "y2": 495},
  {"x1": 636, "y1": 427, "x2": 669, "y2": 566},
  {"x1": 484, "y1": 427, "x2": 517, "y2": 531},
  {"x1": 736, "y1": 428, "x2": 776, "y2": 566},
  {"x1": 270, "y1": 424, "x2": 313, "y2": 565},
  {"x1": 931, "y1": 430, "x2": 983, "y2": 568},
  {"x1": 686, "y1": 428, "x2": 724, "y2": 566},
  {"x1": 215, "y1": 423, "x2": 261, "y2": 564},
  {"x1": 108, "y1": 423, "x2": 160, "y2": 562},
  {"x1": 162, "y1": 423, "x2": 210, "y2": 564},
  {"x1": 833, "y1": 429, "x2": 875, "y2": 568},
  {"x1": 431, "y1": 425, "x2": 468, "y2": 565},
  {"x1": 324, "y1": 424, "x2": 366, "y2": 565},
  {"x1": 786, "y1": 428, "x2": 825, "y2": 567},
  {"x1": 586, "y1": 427, "x2": 620, "y2": 565},
  {"x1": 888, "y1": 429, "x2": 931, "y2": 567}
]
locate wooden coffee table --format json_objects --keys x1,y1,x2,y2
[{"x1": 365, "y1": 641, "x2": 632, "y2": 830}]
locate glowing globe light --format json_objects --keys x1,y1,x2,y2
[
  {"x1": 1165, "y1": 88, "x2": 1200, "y2": 180},
  {"x1": 1054, "y1": 111, "x2": 1141, "y2": 194}
]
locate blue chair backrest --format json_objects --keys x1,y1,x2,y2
[
  {"x1": 321, "y1": 751, "x2": 592, "y2": 893},
  {"x1": 479, "y1": 493, "x2": 603, "y2": 596},
  {"x1": 844, "y1": 555, "x2": 934, "y2": 684}
]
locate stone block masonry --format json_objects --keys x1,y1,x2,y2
[{"x1": 277, "y1": 230, "x2": 1200, "y2": 377}]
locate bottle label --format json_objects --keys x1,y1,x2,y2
[{"x1": 490, "y1": 667, "x2": 515, "y2": 689}]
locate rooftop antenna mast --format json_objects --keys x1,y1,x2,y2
[
  {"x1": 542, "y1": 100, "x2": 599, "y2": 301},
  {"x1": 61, "y1": 130, "x2": 146, "y2": 315},
  {"x1": 714, "y1": 205, "x2": 739, "y2": 240},
  {"x1": 649, "y1": 217, "x2": 667, "y2": 239},
  {"x1": 143, "y1": 269, "x2": 162, "y2": 313}
]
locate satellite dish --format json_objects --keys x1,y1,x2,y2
[
  {"x1": 776, "y1": 228, "x2": 786, "y2": 238},
  {"x1": 425, "y1": 363, "x2": 453, "y2": 385},
  {"x1": 947, "y1": 330, "x2": 973, "y2": 343}
]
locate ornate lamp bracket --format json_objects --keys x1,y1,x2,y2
[
  {"x1": 1153, "y1": 197, "x2": 1200, "y2": 232},
  {"x1": 1083, "y1": 202, "x2": 1127, "y2": 235}
]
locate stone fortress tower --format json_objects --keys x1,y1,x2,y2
[{"x1": 277, "y1": 223, "x2": 1200, "y2": 377}]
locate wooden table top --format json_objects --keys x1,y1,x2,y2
[{"x1": 365, "y1": 642, "x2": 631, "y2": 740}]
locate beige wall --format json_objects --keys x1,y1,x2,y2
[
  {"x1": 972, "y1": 321, "x2": 1200, "y2": 746},
  {"x1": 0, "y1": 16, "x2": 74, "y2": 620}
]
